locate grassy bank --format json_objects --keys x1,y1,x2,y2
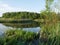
[
  {"x1": 0, "y1": 22, "x2": 60, "y2": 45},
  {"x1": 0, "y1": 18, "x2": 44, "y2": 23},
  {"x1": 0, "y1": 18, "x2": 33, "y2": 23},
  {"x1": 0, "y1": 30, "x2": 39, "y2": 45}
]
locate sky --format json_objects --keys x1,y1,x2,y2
[
  {"x1": 0, "y1": 0, "x2": 46, "y2": 17},
  {"x1": 0, "y1": 0, "x2": 59, "y2": 17}
]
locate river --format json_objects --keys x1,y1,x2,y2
[{"x1": 0, "y1": 22, "x2": 40, "y2": 35}]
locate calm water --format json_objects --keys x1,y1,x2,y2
[{"x1": 0, "y1": 23, "x2": 40, "y2": 35}]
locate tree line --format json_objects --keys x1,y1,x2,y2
[{"x1": 2, "y1": 12, "x2": 40, "y2": 19}]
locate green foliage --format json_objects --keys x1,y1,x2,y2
[
  {"x1": 0, "y1": 37, "x2": 5, "y2": 45},
  {"x1": 0, "y1": 30, "x2": 38, "y2": 45},
  {"x1": 40, "y1": 11, "x2": 58, "y2": 23},
  {"x1": 40, "y1": 22, "x2": 60, "y2": 45},
  {"x1": 39, "y1": 10, "x2": 60, "y2": 45},
  {"x1": 39, "y1": 0, "x2": 60, "y2": 43},
  {"x1": 2, "y1": 12, "x2": 40, "y2": 19}
]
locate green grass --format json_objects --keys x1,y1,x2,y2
[
  {"x1": 39, "y1": 11, "x2": 60, "y2": 45},
  {"x1": 0, "y1": 30, "x2": 39, "y2": 45},
  {"x1": 40, "y1": 22, "x2": 60, "y2": 45},
  {"x1": 38, "y1": 11, "x2": 60, "y2": 45}
]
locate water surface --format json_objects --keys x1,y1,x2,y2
[{"x1": 0, "y1": 23, "x2": 40, "y2": 35}]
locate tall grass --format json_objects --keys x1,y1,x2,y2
[
  {"x1": 39, "y1": 12, "x2": 60, "y2": 45},
  {"x1": 40, "y1": 23, "x2": 60, "y2": 45},
  {"x1": 0, "y1": 30, "x2": 39, "y2": 45}
]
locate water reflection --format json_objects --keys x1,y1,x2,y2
[
  {"x1": 0, "y1": 24, "x2": 9, "y2": 35},
  {"x1": 2, "y1": 22, "x2": 40, "y2": 28},
  {"x1": 0, "y1": 22, "x2": 40, "y2": 35}
]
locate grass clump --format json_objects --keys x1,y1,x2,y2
[{"x1": 0, "y1": 30, "x2": 39, "y2": 45}]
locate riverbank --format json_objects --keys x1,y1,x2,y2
[
  {"x1": 0, "y1": 18, "x2": 32, "y2": 23},
  {"x1": 0, "y1": 22, "x2": 60, "y2": 45},
  {"x1": 0, "y1": 29, "x2": 40, "y2": 45}
]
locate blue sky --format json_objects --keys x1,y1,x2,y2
[
  {"x1": 0, "y1": 0, "x2": 59, "y2": 17},
  {"x1": 0, "y1": 0, "x2": 46, "y2": 16}
]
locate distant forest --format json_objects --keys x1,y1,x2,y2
[{"x1": 2, "y1": 12, "x2": 40, "y2": 19}]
